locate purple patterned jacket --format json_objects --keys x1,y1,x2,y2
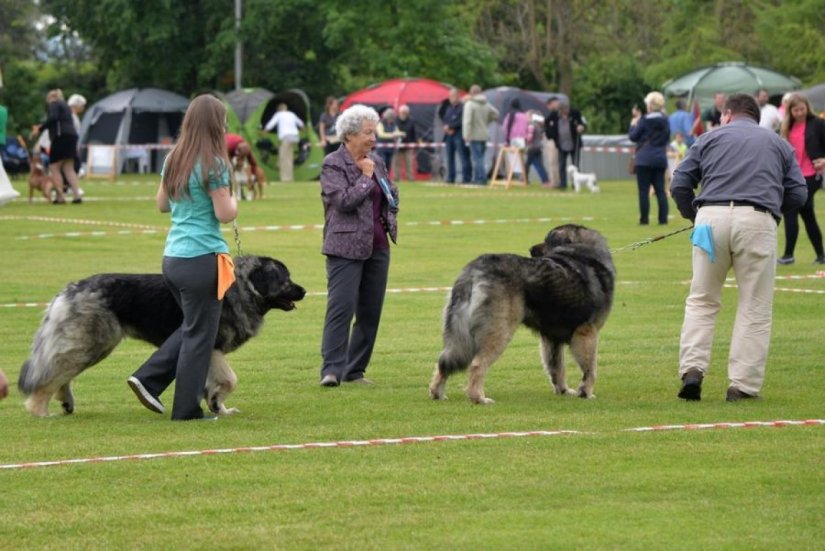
[{"x1": 320, "y1": 145, "x2": 399, "y2": 260}]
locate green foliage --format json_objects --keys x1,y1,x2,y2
[
  {"x1": 574, "y1": 54, "x2": 651, "y2": 134},
  {"x1": 0, "y1": 175, "x2": 823, "y2": 547}
]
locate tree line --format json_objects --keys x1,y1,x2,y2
[{"x1": 1, "y1": 0, "x2": 823, "y2": 137}]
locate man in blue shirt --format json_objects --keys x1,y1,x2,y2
[
  {"x1": 668, "y1": 99, "x2": 694, "y2": 147},
  {"x1": 670, "y1": 93, "x2": 807, "y2": 403},
  {"x1": 438, "y1": 88, "x2": 471, "y2": 184}
]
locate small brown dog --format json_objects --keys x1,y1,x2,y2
[
  {"x1": 28, "y1": 161, "x2": 55, "y2": 204},
  {"x1": 232, "y1": 156, "x2": 265, "y2": 200}
]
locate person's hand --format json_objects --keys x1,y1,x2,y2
[
  {"x1": 631, "y1": 106, "x2": 641, "y2": 118},
  {"x1": 576, "y1": 124, "x2": 585, "y2": 134},
  {"x1": 812, "y1": 158, "x2": 825, "y2": 172},
  {"x1": 0, "y1": 369, "x2": 9, "y2": 400},
  {"x1": 356, "y1": 157, "x2": 375, "y2": 178}
]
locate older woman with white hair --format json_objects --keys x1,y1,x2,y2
[
  {"x1": 318, "y1": 104, "x2": 399, "y2": 387},
  {"x1": 629, "y1": 91, "x2": 671, "y2": 225}
]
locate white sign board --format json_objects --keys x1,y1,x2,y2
[{"x1": 87, "y1": 145, "x2": 117, "y2": 179}]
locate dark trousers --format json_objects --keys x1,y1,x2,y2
[
  {"x1": 444, "y1": 132, "x2": 471, "y2": 183},
  {"x1": 558, "y1": 149, "x2": 572, "y2": 189},
  {"x1": 636, "y1": 165, "x2": 669, "y2": 225},
  {"x1": 378, "y1": 146, "x2": 394, "y2": 174},
  {"x1": 783, "y1": 176, "x2": 823, "y2": 258},
  {"x1": 525, "y1": 148, "x2": 549, "y2": 183},
  {"x1": 320, "y1": 249, "x2": 390, "y2": 382},
  {"x1": 132, "y1": 254, "x2": 222, "y2": 420}
]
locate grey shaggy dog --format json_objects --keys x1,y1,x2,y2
[
  {"x1": 429, "y1": 224, "x2": 615, "y2": 404},
  {"x1": 18, "y1": 255, "x2": 306, "y2": 417}
]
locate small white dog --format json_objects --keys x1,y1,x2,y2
[{"x1": 567, "y1": 165, "x2": 599, "y2": 193}]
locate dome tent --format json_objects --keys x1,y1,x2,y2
[
  {"x1": 79, "y1": 88, "x2": 189, "y2": 173},
  {"x1": 663, "y1": 62, "x2": 800, "y2": 111},
  {"x1": 341, "y1": 77, "x2": 457, "y2": 180},
  {"x1": 242, "y1": 89, "x2": 322, "y2": 181}
]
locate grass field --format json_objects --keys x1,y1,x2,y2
[{"x1": 1, "y1": 173, "x2": 823, "y2": 549}]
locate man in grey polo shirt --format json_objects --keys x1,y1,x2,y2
[{"x1": 670, "y1": 93, "x2": 807, "y2": 402}]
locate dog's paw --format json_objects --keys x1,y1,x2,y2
[
  {"x1": 470, "y1": 396, "x2": 495, "y2": 405},
  {"x1": 554, "y1": 387, "x2": 578, "y2": 396},
  {"x1": 218, "y1": 406, "x2": 240, "y2": 416},
  {"x1": 577, "y1": 389, "x2": 596, "y2": 399},
  {"x1": 429, "y1": 389, "x2": 447, "y2": 400}
]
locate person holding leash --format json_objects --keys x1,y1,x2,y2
[
  {"x1": 318, "y1": 104, "x2": 399, "y2": 387},
  {"x1": 670, "y1": 93, "x2": 807, "y2": 402},
  {"x1": 127, "y1": 94, "x2": 238, "y2": 420}
]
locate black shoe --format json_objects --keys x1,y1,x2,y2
[
  {"x1": 777, "y1": 256, "x2": 795, "y2": 265},
  {"x1": 726, "y1": 387, "x2": 759, "y2": 402},
  {"x1": 127, "y1": 376, "x2": 164, "y2": 414},
  {"x1": 677, "y1": 370, "x2": 703, "y2": 401},
  {"x1": 814, "y1": 256, "x2": 825, "y2": 265},
  {"x1": 71, "y1": 197, "x2": 82, "y2": 204}
]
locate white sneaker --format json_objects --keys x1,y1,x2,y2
[{"x1": 127, "y1": 376, "x2": 164, "y2": 414}]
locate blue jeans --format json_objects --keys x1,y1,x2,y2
[
  {"x1": 636, "y1": 165, "x2": 669, "y2": 224},
  {"x1": 469, "y1": 140, "x2": 487, "y2": 184},
  {"x1": 444, "y1": 133, "x2": 470, "y2": 183},
  {"x1": 525, "y1": 148, "x2": 548, "y2": 183}
]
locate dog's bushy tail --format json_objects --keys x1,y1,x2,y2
[
  {"x1": 438, "y1": 274, "x2": 479, "y2": 376},
  {"x1": 18, "y1": 294, "x2": 70, "y2": 395}
]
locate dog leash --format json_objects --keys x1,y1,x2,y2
[
  {"x1": 610, "y1": 225, "x2": 694, "y2": 253},
  {"x1": 232, "y1": 220, "x2": 243, "y2": 256}
]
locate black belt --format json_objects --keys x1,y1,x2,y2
[{"x1": 700, "y1": 201, "x2": 779, "y2": 222}]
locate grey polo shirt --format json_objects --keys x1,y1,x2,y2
[{"x1": 670, "y1": 118, "x2": 807, "y2": 221}]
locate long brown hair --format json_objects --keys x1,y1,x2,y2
[
  {"x1": 779, "y1": 93, "x2": 813, "y2": 140},
  {"x1": 162, "y1": 94, "x2": 233, "y2": 199}
]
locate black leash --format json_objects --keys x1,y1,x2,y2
[{"x1": 610, "y1": 225, "x2": 694, "y2": 253}]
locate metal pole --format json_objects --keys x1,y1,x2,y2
[{"x1": 234, "y1": 0, "x2": 242, "y2": 91}]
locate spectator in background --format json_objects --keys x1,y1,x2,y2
[
  {"x1": 376, "y1": 108, "x2": 404, "y2": 175},
  {"x1": 777, "y1": 92, "x2": 825, "y2": 265},
  {"x1": 263, "y1": 102, "x2": 304, "y2": 182},
  {"x1": 67, "y1": 94, "x2": 87, "y2": 176},
  {"x1": 318, "y1": 96, "x2": 341, "y2": 157},
  {"x1": 543, "y1": 97, "x2": 561, "y2": 187},
  {"x1": 524, "y1": 110, "x2": 551, "y2": 186},
  {"x1": 668, "y1": 99, "x2": 694, "y2": 147},
  {"x1": 0, "y1": 101, "x2": 8, "y2": 156},
  {"x1": 438, "y1": 87, "x2": 471, "y2": 184},
  {"x1": 225, "y1": 133, "x2": 259, "y2": 173},
  {"x1": 544, "y1": 100, "x2": 586, "y2": 190},
  {"x1": 703, "y1": 92, "x2": 726, "y2": 131},
  {"x1": 463, "y1": 84, "x2": 499, "y2": 185},
  {"x1": 393, "y1": 104, "x2": 417, "y2": 181},
  {"x1": 757, "y1": 88, "x2": 781, "y2": 132},
  {"x1": 32, "y1": 89, "x2": 82, "y2": 204},
  {"x1": 501, "y1": 98, "x2": 529, "y2": 180},
  {"x1": 629, "y1": 91, "x2": 671, "y2": 225}
]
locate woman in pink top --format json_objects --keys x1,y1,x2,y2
[{"x1": 778, "y1": 93, "x2": 825, "y2": 265}]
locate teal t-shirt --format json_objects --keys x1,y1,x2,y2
[
  {"x1": 164, "y1": 158, "x2": 231, "y2": 258},
  {"x1": 0, "y1": 105, "x2": 8, "y2": 145}
]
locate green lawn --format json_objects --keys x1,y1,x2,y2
[{"x1": 1, "y1": 173, "x2": 822, "y2": 549}]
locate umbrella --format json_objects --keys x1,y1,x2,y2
[
  {"x1": 225, "y1": 88, "x2": 274, "y2": 124},
  {"x1": 800, "y1": 83, "x2": 825, "y2": 114},
  {"x1": 663, "y1": 62, "x2": 800, "y2": 110}
]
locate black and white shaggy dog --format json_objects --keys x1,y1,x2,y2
[
  {"x1": 18, "y1": 255, "x2": 306, "y2": 417},
  {"x1": 429, "y1": 224, "x2": 615, "y2": 404}
]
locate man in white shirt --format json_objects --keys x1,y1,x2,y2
[
  {"x1": 264, "y1": 103, "x2": 304, "y2": 182},
  {"x1": 756, "y1": 88, "x2": 781, "y2": 131}
]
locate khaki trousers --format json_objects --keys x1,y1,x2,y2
[
  {"x1": 679, "y1": 204, "x2": 777, "y2": 395},
  {"x1": 543, "y1": 141, "x2": 560, "y2": 186},
  {"x1": 279, "y1": 139, "x2": 295, "y2": 182}
]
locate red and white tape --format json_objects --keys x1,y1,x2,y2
[{"x1": 1, "y1": 419, "x2": 821, "y2": 471}]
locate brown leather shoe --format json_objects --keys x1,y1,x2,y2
[
  {"x1": 677, "y1": 370, "x2": 703, "y2": 401},
  {"x1": 726, "y1": 387, "x2": 759, "y2": 402}
]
